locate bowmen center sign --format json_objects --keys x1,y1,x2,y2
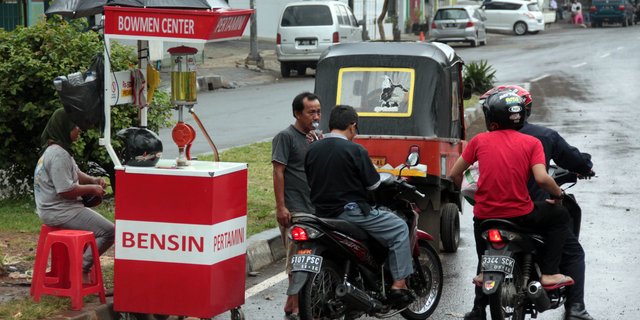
[{"x1": 104, "y1": 6, "x2": 253, "y2": 42}]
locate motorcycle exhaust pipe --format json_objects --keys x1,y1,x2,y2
[
  {"x1": 335, "y1": 282, "x2": 383, "y2": 313},
  {"x1": 527, "y1": 281, "x2": 551, "y2": 312}
]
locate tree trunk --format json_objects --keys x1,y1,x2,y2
[{"x1": 377, "y1": 0, "x2": 389, "y2": 41}]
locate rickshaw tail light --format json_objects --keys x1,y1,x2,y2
[
  {"x1": 291, "y1": 226, "x2": 309, "y2": 241},
  {"x1": 277, "y1": 33, "x2": 281, "y2": 45},
  {"x1": 466, "y1": 21, "x2": 475, "y2": 28},
  {"x1": 488, "y1": 229, "x2": 503, "y2": 243},
  {"x1": 332, "y1": 32, "x2": 340, "y2": 43}
]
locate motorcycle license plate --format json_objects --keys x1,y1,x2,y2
[
  {"x1": 291, "y1": 254, "x2": 323, "y2": 273},
  {"x1": 481, "y1": 255, "x2": 515, "y2": 275}
]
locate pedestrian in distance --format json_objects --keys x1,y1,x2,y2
[
  {"x1": 272, "y1": 92, "x2": 322, "y2": 320},
  {"x1": 33, "y1": 108, "x2": 115, "y2": 282},
  {"x1": 571, "y1": 0, "x2": 584, "y2": 25},
  {"x1": 304, "y1": 105, "x2": 415, "y2": 308}
]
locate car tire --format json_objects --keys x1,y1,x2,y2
[
  {"x1": 280, "y1": 62, "x2": 291, "y2": 78},
  {"x1": 622, "y1": 18, "x2": 628, "y2": 27},
  {"x1": 513, "y1": 21, "x2": 527, "y2": 35},
  {"x1": 470, "y1": 35, "x2": 478, "y2": 47}
]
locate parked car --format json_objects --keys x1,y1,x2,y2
[
  {"x1": 276, "y1": 1, "x2": 362, "y2": 77},
  {"x1": 429, "y1": 5, "x2": 488, "y2": 47},
  {"x1": 589, "y1": 0, "x2": 636, "y2": 27},
  {"x1": 480, "y1": 0, "x2": 545, "y2": 35}
]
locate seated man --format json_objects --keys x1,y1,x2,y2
[
  {"x1": 304, "y1": 105, "x2": 414, "y2": 307},
  {"x1": 448, "y1": 91, "x2": 574, "y2": 306}
]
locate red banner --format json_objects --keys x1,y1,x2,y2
[{"x1": 104, "y1": 6, "x2": 253, "y2": 42}]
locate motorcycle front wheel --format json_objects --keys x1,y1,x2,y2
[
  {"x1": 299, "y1": 260, "x2": 344, "y2": 320},
  {"x1": 401, "y1": 241, "x2": 443, "y2": 320},
  {"x1": 488, "y1": 262, "x2": 526, "y2": 320}
]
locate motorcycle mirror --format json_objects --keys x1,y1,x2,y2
[{"x1": 405, "y1": 145, "x2": 420, "y2": 167}]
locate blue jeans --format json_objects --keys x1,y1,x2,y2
[{"x1": 338, "y1": 203, "x2": 413, "y2": 280}]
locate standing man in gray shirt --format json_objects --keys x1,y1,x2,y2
[{"x1": 272, "y1": 92, "x2": 321, "y2": 320}]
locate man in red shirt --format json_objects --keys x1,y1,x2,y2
[{"x1": 449, "y1": 91, "x2": 573, "y2": 288}]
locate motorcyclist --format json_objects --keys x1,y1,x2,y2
[
  {"x1": 304, "y1": 105, "x2": 415, "y2": 308},
  {"x1": 449, "y1": 91, "x2": 574, "y2": 313},
  {"x1": 463, "y1": 85, "x2": 596, "y2": 320}
]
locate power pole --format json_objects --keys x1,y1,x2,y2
[{"x1": 245, "y1": 0, "x2": 264, "y2": 68}]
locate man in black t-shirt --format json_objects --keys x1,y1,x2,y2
[{"x1": 305, "y1": 105, "x2": 414, "y2": 308}]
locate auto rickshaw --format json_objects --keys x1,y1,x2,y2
[{"x1": 314, "y1": 41, "x2": 466, "y2": 252}]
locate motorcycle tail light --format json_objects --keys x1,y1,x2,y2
[
  {"x1": 291, "y1": 226, "x2": 308, "y2": 241},
  {"x1": 488, "y1": 229, "x2": 503, "y2": 243},
  {"x1": 290, "y1": 225, "x2": 322, "y2": 241}
]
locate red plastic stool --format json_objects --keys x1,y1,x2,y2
[
  {"x1": 30, "y1": 224, "x2": 63, "y2": 296},
  {"x1": 31, "y1": 230, "x2": 106, "y2": 310}
]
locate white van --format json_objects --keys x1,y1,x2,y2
[{"x1": 276, "y1": 1, "x2": 362, "y2": 77}]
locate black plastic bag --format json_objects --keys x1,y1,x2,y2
[{"x1": 58, "y1": 54, "x2": 104, "y2": 131}]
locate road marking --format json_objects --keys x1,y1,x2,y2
[
  {"x1": 245, "y1": 271, "x2": 288, "y2": 299},
  {"x1": 572, "y1": 62, "x2": 587, "y2": 68},
  {"x1": 600, "y1": 53, "x2": 610, "y2": 58},
  {"x1": 530, "y1": 74, "x2": 549, "y2": 82}
]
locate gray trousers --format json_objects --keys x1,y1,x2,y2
[
  {"x1": 338, "y1": 203, "x2": 413, "y2": 280},
  {"x1": 53, "y1": 208, "x2": 115, "y2": 273}
]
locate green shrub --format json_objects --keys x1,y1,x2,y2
[
  {"x1": 0, "y1": 17, "x2": 173, "y2": 198},
  {"x1": 463, "y1": 60, "x2": 496, "y2": 96}
]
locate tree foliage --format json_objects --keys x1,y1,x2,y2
[{"x1": 0, "y1": 17, "x2": 173, "y2": 198}]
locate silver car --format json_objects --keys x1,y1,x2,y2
[{"x1": 429, "y1": 5, "x2": 488, "y2": 47}]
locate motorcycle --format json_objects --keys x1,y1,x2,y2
[
  {"x1": 287, "y1": 150, "x2": 443, "y2": 320},
  {"x1": 477, "y1": 165, "x2": 593, "y2": 319}
]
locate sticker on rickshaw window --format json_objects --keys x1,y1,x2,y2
[{"x1": 336, "y1": 67, "x2": 415, "y2": 117}]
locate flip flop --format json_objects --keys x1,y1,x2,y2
[{"x1": 542, "y1": 275, "x2": 575, "y2": 291}]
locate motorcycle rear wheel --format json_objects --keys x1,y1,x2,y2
[
  {"x1": 299, "y1": 260, "x2": 344, "y2": 320},
  {"x1": 401, "y1": 241, "x2": 443, "y2": 320},
  {"x1": 488, "y1": 262, "x2": 526, "y2": 320}
]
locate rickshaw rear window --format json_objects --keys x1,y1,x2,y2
[
  {"x1": 281, "y1": 6, "x2": 333, "y2": 26},
  {"x1": 336, "y1": 68, "x2": 415, "y2": 117}
]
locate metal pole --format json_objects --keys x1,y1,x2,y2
[
  {"x1": 363, "y1": 0, "x2": 369, "y2": 40},
  {"x1": 245, "y1": 0, "x2": 264, "y2": 68}
]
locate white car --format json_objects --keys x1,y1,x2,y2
[
  {"x1": 480, "y1": 0, "x2": 545, "y2": 35},
  {"x1": 276, "y1": 1, "x2": 362, "y2": 77}
]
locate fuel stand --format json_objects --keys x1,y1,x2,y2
[{"x1": 100, "y1": 6, "x2": 253, "y2": 319}]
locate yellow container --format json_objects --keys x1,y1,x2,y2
[{"x1": 168, "y1": 46, "x2": 198, "y2": 105}]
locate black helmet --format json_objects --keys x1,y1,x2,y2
[
  {"x1": 482, "y1": 91, "x2": 526, "y2": 131},
  {"x1": 116, "y1": 127, "x2": 163, "y2": 167}
]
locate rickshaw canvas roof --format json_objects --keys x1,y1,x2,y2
[{"x1": 315, "y1": 42, "x2": 465, "y2": 139}]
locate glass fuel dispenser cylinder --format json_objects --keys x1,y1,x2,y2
[{"x1": 168, "y1": 46, "x2": 198, "y2": 105}]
